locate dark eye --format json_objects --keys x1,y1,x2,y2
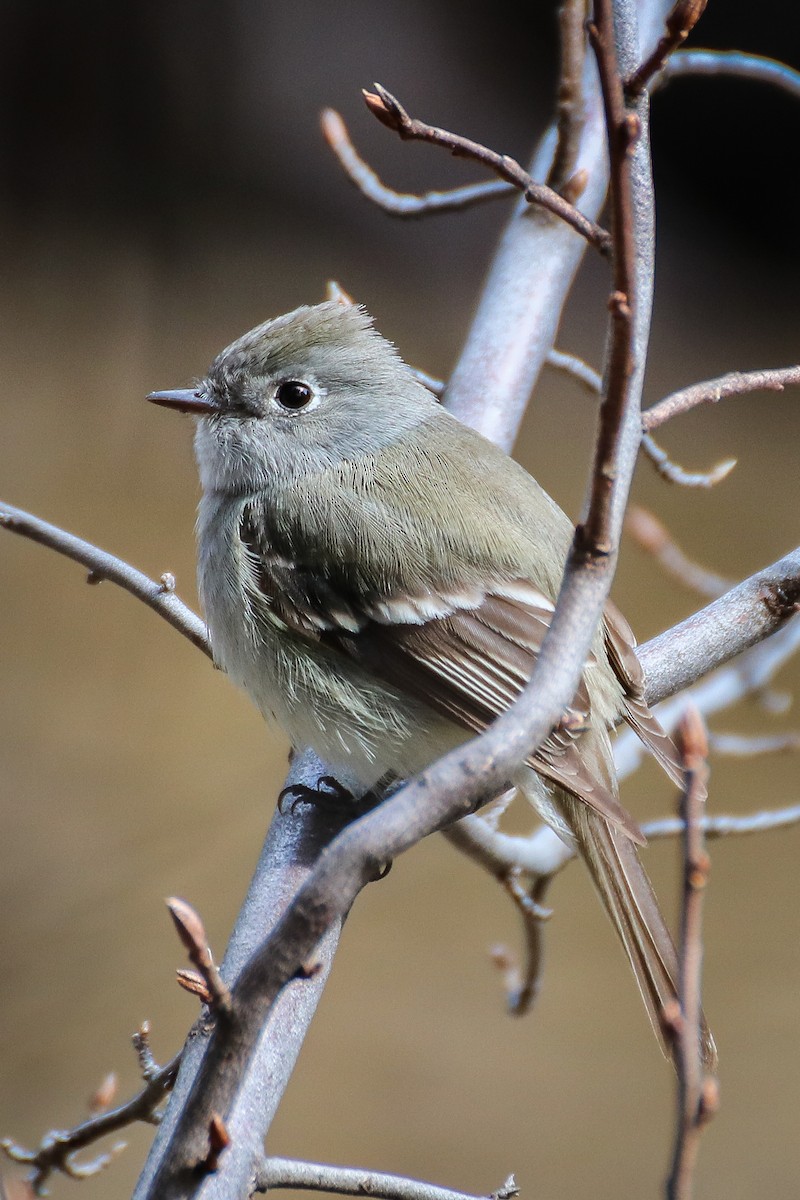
[{"x1": 275, "y1": 380, "x2": 314, "y2": 411}]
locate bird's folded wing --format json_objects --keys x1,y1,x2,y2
[{"x1": 239, "y1": 511, "x2": 648, "y2": 841}]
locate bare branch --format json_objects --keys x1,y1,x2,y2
[
  {"x1": 639, "y1": 547, "x2": 800, "y2": 704},
  {"x1": 625, "y1": 506, "x2": 733, "y2": 598},
  {"x1": 642, "y1": 366, "x2": 800, "y2": 431},
  {"x1": 133, "y1": 755, "x2": 351, "y2": 1200},
  {"x1": 320, "y1": 108, "x2": 514, "y2": 215},
  {"x1": 626, "y1": 0, "x2": 708, "y2": 97},
  {"x1": 644, "y1": 803, "x2": 800, "y2": 841},
  {"x1": 665, "y1": 706, "x2": 718, "y2": 1200},
  {"x1": 661, "y1": 48, "x2": 800, "y2": 98},
  {"x1": 618, "y1": 611, "x2": 800, "y2": 778},
  {"x1": 641, "y1": 432, "x2": 736, "y2": 488},
  {"x1": 542, "y1": 353, "x2": 743, "y2": 488},
  {"x1": 581, "y1": 0, "x2": 645, "y2": 555},
  {"x1": 545, "y1": 347, "x2": 603, "y2": 394},
  {"x1": 442, "y1": 1, "x2": 675, "y2": 451},
  {"x1": 361, "y1": 83, "x2": 612, "y2": 253},
  {"x1": 547, "y1": 0, "x2": 589, "y2": 193},
  {"x1": 0, "y1": 502, "x2": 211, "y2": 659},
  {"x1": 1, "y1": 1038, "x2": 179, "y2": 1194},
  {"x1": 707, "y1": 730, "x2": 800, "y2": 756},
  {"x1": 443, "y1": 821, "x2": 550, "y2": 1015},
  {"x1": 254, "y1": 1158, "x2": 518, "y2": 1200}
]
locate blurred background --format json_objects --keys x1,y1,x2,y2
[{"x1": 1, "y1": 2, "x2": 799, "y2": 1197}]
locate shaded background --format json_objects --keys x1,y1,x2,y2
[{"x1": 1, "y1": 2, "x2": 799, "y2": 1197}]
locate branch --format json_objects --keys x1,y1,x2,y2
[
  {"x1": 665, "y1": 707, "x2": 719, "y2": 1200},
  {"x1": 1, "y1": 1037, "x2": 179, "y2": 1194},
  {"x1": 320, "y1": 107, "x2": 514, "y2": 215},
  {"x1": 660, "y1": 48, "x2": 800, "y2": 98},
  {"x1": 361, "y1": 83, "x2": 612, "y2": 252},
  {"x1": 640, "y1": 433, "x2": 736, "y2": 488},
  {"x1": 707, "y1": 730, "x2": 800, "y2": 757},
  {"x1": 582, "y1": 0, "x2": 643, "y2": 553},
  {"x1": 442, "y1": 0, "x2": 674, "y2": 451},
  {"x1": 626, "y1": 0, "x2": 708, "y2": 97},
  {"x1": 133, "y1": 751, "x2": 352, "y2": 1200},
  {"x1": 639, "y1": 546, "x2": 800, "y2": 703},
  {"x1": 546, "y1": 0, "x2": 588, "y2": 194},
  {"x1": 642, "y1": 366, "x2": 800, "y2": 431},
  {"x1": 0, "y1": 502, "x2": 210, "y2": 658},
  {"x1": 542, "y1": 351, "x2": 739, "y2": 487},
  {"x1": 254, "y1": 1159, "x2": 518, "y2": 1200},
  {"x1": 625, "y1": 506, "x2": 733, "y2": 597}
]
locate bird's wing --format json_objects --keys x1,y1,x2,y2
[{"x1": 240, "y1": 507, "x2": 643, "y2": 842}]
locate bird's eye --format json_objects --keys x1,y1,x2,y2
[{"x1": 274, "y1": 380, "x2": 314, "y2": 411}]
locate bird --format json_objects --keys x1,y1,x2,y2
[{"x1": 148, "y1": 298, "x2": 715, "y2": 1069}]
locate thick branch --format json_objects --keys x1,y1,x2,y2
[{"x1": 133, "y1": 751, "x2": 353, "y2": 1200}]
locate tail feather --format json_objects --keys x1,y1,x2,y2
[{"x1": 562, "y1": 793, "x2": 718, "y2": 1073}]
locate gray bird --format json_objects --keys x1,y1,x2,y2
[{"x1": 149, "y1": 300, "x2": 715, "y2": 1069}]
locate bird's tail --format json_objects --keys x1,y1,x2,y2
[{"x1": 562, "y1": 793, "x2": 717, "y2": 1073}]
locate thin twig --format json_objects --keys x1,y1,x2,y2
[
  {"x1": 443, "y1": 823, "x2": 550, "y2": 1015},
  {"x1": 361, "y1": 83, "x2": 612, "y2": 253},
  {"x1": 626, "y1": 0, "x2": 708, "y2": 96},
  {"x1": 707, "y1": 730, "x2": 800, "y2": 756},
  {"x1": 641, "y1": 432, "x2": 736, "y2": 488},
  {"x1": 582, "y1": 0, "x2": 641, "y2": 555},
  {"x1": 660, "y1": 48, "x2": 800, "y2": 99},
  {"x1": 254, "y1": 1158, "x2": 519, "y2": 1200},
  {"x1": 644, "y1": 802, "x2": 800, "y2": 841},
  {"x1": 0, "y1": 502, "x2": 211, "y2": 658},
  {"x1": 665, "y1": 706, "x2": 718, "y2": 1200},
  {"x1": 545, "y1": 347, "x2": 603, "y2": 394},
  {"x1": 543, "y1": 352, "x2": 741, "y2": 487},
  {"x1": 547, "y1": 0, "x2": 589, "y2": 194},
  {"x1": 320, "y1": 108, "x2": 514, "y2": 216},
  {"x1": 625, "y1": 506, "x2": 733, "y2": 597},
  {"x1": 642, "y1": 366, "x2": 800, "y2": 431},
  {"x1": 1, "y1": 1049, "x2": 180, "y2": 1194}
]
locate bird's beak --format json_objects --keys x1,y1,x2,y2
[{"x1": 146, "y1": 388, "x2": 222, "y2": 416}]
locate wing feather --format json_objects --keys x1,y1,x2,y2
[{"x1": 240, "y1": 508, "x2": 669, "y2": 841}]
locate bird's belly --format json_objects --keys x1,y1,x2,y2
[{"x1": 198, "y1": 501, "x2": 462, "y2": 788}]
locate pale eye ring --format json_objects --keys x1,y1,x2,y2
[{"x1": 274, "y1": 379, "x2": 315, "y2": 411}]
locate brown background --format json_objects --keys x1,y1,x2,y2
[{"x1": 1, "y1": 3, "x2": 799, "y2": 1198}]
